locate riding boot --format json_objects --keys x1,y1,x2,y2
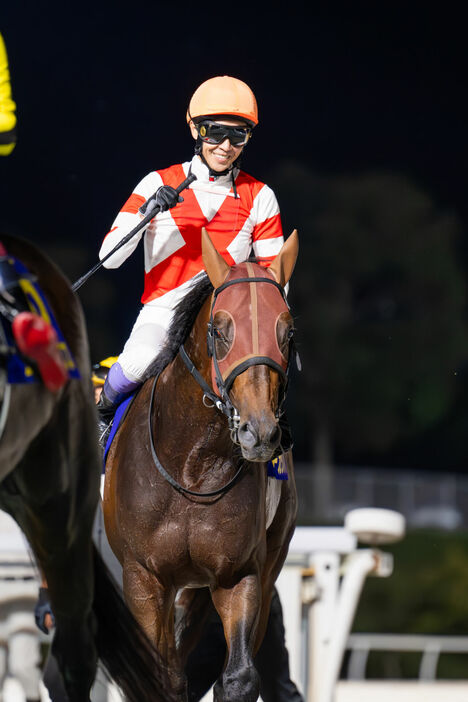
[
  {"x1": 96, "y1": 365, "x2": 142, "y2": 449},
  {"x1": 96, "y1": 388, "x2": 119, "y2": 449}
]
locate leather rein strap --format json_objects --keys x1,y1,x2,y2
[{"x1": 148, "y1": 372, "x2": 245, "y2": 498}]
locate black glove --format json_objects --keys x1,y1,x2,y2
[
  {"x1": 34, "y1": 586, "x2": 55, "y2": 634},
  {"x1": 139, "y1": 185, "x2": 184, "y2": 216}
]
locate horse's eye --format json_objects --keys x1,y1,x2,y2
[
  {"x1": 214, "y1": 327, "x2": 228, "y2": 343},
  {"x1": 279, "y1": 325, "x2": 295, "y2": 357},
  {"x1": 212, "y1": 313, "x2": 234, "y2": 360}
]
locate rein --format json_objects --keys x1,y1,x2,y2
[{"x1": 148, "y1": 372, "x2": 246, "y2": 497}]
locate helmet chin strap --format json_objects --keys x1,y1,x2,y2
[{"x1": 194, "y1": 138, "x2": 242, "y2": 198}]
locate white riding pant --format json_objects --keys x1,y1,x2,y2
[{"x1": 117, "y1": 276, "x2": 203, "y2": 383}]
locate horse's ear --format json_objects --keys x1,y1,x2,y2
[
  {"x1": 268, "y1": 230, "x2": 299, "y2": 287},
  {"x1": 202, "y1": 227, "x2": 231, "y2": 288}
]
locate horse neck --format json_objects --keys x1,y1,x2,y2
[
  {"x1": 184, "y1": 294, "x2": 213, "y2": 380},
  {"x1": 161, "y1": 295, "x2": 227, "y2": 436},
  {"x1": 154, "y1": 296, "x2": 235, "y2": 475}
]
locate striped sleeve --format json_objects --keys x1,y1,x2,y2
[
  {"x1": 99, "y1": 171, "x2": 164, "y2": 268},
  {"x1": 251, "y1": 184, "x2": 284, "y2": 266}
]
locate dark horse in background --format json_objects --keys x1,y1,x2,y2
[
  {"x1": 103, "y1": 229, "x2": 299, "y2": 702},
  {"x1": 0, "y1": 234, "x2": 176, "y2": 702}
]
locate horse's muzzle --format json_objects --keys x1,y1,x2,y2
[{"x1": 237, "y1": 418, "x2": 281, "y2": 462}]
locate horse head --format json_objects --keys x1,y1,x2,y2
[{"x1": 202, "y1": 228, "x2": 298, "y2": 461}]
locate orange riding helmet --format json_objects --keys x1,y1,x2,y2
[{"x1": 186, "y1": 76, "x2": 258, "y2": 128}]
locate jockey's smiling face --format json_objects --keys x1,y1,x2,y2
[{"x1": 190, "y1": 117, "x2": 248, "y2": 173}]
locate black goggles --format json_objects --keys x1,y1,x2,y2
[{"x1": 196, "y1": 120, "x2": 251, "y2": 147}]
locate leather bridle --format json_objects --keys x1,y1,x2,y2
[
  {"x1": 148, "y1": 272, "x2": 294, "y2": 498},
  {"x1": 180, "y1": 274, "x2": 292, "y2": 442}
]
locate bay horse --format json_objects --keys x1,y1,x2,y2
[
  {"x1": 0, "y1": 233, "x2": 176, "y2": 702},
  {"x1": 103, "y1": 228, "x2": 299, "y2": 702}
]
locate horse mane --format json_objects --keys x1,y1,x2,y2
[{"x1": 144, "y1": 273, "x2": 213, "y2": 380}]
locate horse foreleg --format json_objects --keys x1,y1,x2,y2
[
  {"x1": 254, "y1": 543, "x2": 291, "y2": 655},
  {"x1": 211, "y1": 574, "x2": 261, "y2": 702},
  {"x1": 255, "y1": 474, "x2": 297, "y2": 656},
  {"x1": 122, "y1": 559, "x2": 187, "y2": 700}
]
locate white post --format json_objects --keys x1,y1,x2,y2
[
  {"x1": 307, "y1": 551, "x2": 340, "y2": 702},
  {"x1": 276, "y1": 561, "x2": 306, "y2": 695},
  {"x1": 318, "y1": 549, "x2": 377, "y2": 702}
]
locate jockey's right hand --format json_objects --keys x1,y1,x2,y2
[
  {"x1": 139, "y1": 185, "x2": 184, "y2": 217},
  {"x1": 34, "y1": 586, "x2": 55, "y2": 634}
]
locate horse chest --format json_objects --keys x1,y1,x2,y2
[{"x1": 265, "y1": 477, "x2": 282, "y2": 529}]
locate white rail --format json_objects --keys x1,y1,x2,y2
[
  {"x1": 346, "y1": 632, "x2": 468, "y2": 681},
  {"x1": 335, "y1": 680, "x2": 468, "y2": 702}
]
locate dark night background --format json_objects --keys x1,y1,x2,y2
[{"x1": 1, "y1": 4, "x2": 467, "y2": 471}]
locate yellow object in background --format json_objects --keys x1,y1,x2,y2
[
  {"x1": 0, "y1": 33, "x2": 17, "y2": 156},
  {"x1": 92, "y1": 357, "x2": 119, "y2": 387}
]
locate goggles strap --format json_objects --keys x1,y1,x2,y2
[{"x1": 231, "y1": 170, "x2": 238, "y2": 199}]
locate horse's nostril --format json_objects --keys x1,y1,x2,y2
[
  {"x1": 238, "y1": 421, "x2": 257, "y2": 448},
  {"x1": 269, "y1": 425, "x2": 281, "y2": 447},
  {"x1": 238, "y1": 421, "x2": 281, "y2": 450}
]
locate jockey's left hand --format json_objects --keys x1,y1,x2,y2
[{"x1": 139, "y1": 186, "x2": 184, "y2": 217}]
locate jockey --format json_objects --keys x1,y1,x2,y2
[
  {"x1": 0, "y1": 33, "x2": 17, "y2": 156},
  {"x1": 97, "y1": 76, "x2": 287, "y2": 443}
]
